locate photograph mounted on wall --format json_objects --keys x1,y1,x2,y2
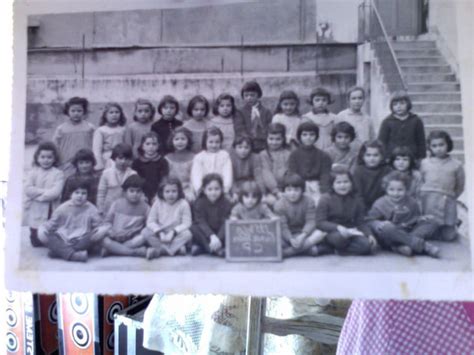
[{"x1": 5, "y1": 0, "x2": 474, "y2": 299}]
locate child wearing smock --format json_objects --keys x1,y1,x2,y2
[
  {"x1": 165, "y1": 127, "x2": 195, "y2": 201},
  {"x1": 38, "y1": 178, "x2": 103, "y2": 262},
  {"x1": 273, "y1": 173, "x2": 328, "y2": 257},
  {"x1": 124, "y1": 99, "x2": 156, "y2": 158},
  {"x1": 420, "y1": 130, "x2": 465, "y2": 241},
  {"x1": 53, "y1": 97, "x2": 95, "y2": 176},
  {"x1": 324, "y1": 121, "x2": 358, "y2": 173},
  {"x1": 302, "y1": 87, "x2": 337, "y2": 150},
  {"x1": 183, "y1": 95, "x2": 210, "y2": 153},
  {"x1": 151, "y1": 95, "x2": 183, "y2": 155},
  {"x1": 97, "y1": 144, "x2": 137, "y2": 215},
  {"x1": 93, "y1": 102, "x2": 127, "y2": 171},
  {"x1": 24, "y1": 142, "x2": 65, "y2": 247},
  {"x1": 191, "y1": 126, "x2": 233, "y2": 195},
  {"x1": 272, "y1": 90, "x2": 302, "y2": 148},
  {"x1": 288, "y1": 121, "x2": 332, "y2": 206},
  {"x1": 210, "y1": 93, "x2": 241, "y2": 151},
  {"x1": 336, "y1": 86, "x2": 373, "y2": 150},
  {"x1": 142, "y1": 177, "x2": 192, "y2": 259},
  {"x1": 235, "y1": 81, "x2": 272, "y2": 153},
  {"x1": 100, "y1": 175, "x2": 150, "y2": 258}
]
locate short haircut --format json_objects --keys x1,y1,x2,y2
[
  {"x1": 33, "y1": 141, "x2": 59, "y2": 167},
  {"x1": 202, "y1": 126, "x2": 224, "y2": 150},
  {"x1": 111, "y1": 143, "x2": 133, "y2": 160},
  {"x1": 390, "y1": 91, "x2": 412, "y2": 113},
  {"x1": 281, "y1": 173, "x2": 305, "y2": 192},
  {"x1": 99, "y1": 102, "x2": 127, "y2": 126},
  {"x1": 157, "y1": 95, "x2": 180, "y2": 115},
  {"x1": 357, "y1": 139, "x2": 385, "y2": 165},
  {"x1": 274, "y1": 90, "x2": 300, "y2": 115},
  {"x1": 212, "y1": 93, "x2": 236, "y2": 116},
  {"x1": 63, "y1": 97, "x2": 89, "y2": 115},
  {"x1": 157, "y1": 176, "x2": 184, "y2": 200},
  {"x1": 201, "y1": 173, "x2": 224, "y2": 193},
  {"x1": 427, "y1": 130, "x2": 453, "y2": 153},
  {"x1": 137, "y1": 132, "x2": 160, "y2": 157},
  {"x1": 329, "y1": 165, "x2": 354, "y2": 189},
  {"x1": 241, "y1": 81, "x2": 263, "y2": 99},
  {"x1": 297, "y1": 121, "x2": 319, "y2": 143},
  {"x1": 267, "y1": 123, "x2": 288, "y2": 148},
  {"x1": 389, "y1": 146, "x2": 416, "y2": 170},
  {"x1": 133, "y1": 98, "x2": 156, "y2": 122},
  {"x1": 330, "y1": 121, "x2": 356, "y2": 142},
  {"x1": 308, "y1": 87, "x2": 333, "y2": 104},
  {"x1": 238, "y1": 180, "x2": 263, "y2": 203},
  {"x1": 167, "y1": 126, "x2": 193, "y2": 152},
  {"x1": 187, "y1": 95, "x2": 210, "y2": 118},
  {"x1": 382, "y1": 170, "x2": 410, "y2": 190},
  {"x1": 347, "y1": 86, "x2": 366, "y2": 100},
  {"x1": 67, "y1": 177, "x2": 92, "y2": 196},
  {"x1": 122, "y1": 174, "x2": 145, "y2": 191},
  {"x1": 232, "y1": 135, "x2": 253, "y2": 149},
  {"x1": 72, "y1": 149, "x2": 96, "y2": 168}
]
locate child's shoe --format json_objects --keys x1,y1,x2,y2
[
  {"x1": 191, "y1": 245, "x2": 203, "y2": 256},
  {"x1": 392, "y1": 245, "x2": 412, "y2": 257},
  {"x1": 309, "y1": 244, "x2": 333, "y2": 256},
  {"x1": 146, "y1": 247, "x2": 160, "y2": 260},
  {"x1": 30, "y1": 231, "x2": 43, "y2": 248},
  {"x1": 178, "y1": 246, "x2": 187, "y2": 256},
  {"x1": 70, "y1": 251, "x2": 88, "y2": 262},
  {"x1": 424, "y1": 242, "x2": 441, "y2": 258}
]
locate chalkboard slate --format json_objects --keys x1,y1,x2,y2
[{"x1": 225, "y1": 219, "x2": 282, "y2": 262}]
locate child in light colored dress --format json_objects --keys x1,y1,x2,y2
[
  {"x1": 183, "y1": 95, "x2": 209, "y2": 153},
  {"x1": 210, "y1": 93, "x2": 240, "y2": 151},
  {"x1": 272, "y1": 90, "x2": 302, "y2": 148},
  {"x1": 124, "y1": 98, "x2": 156, "y2": 158}
]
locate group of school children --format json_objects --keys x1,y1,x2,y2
[{"x1": 23, "y1": 80, "x2": 465, "y2": 262}]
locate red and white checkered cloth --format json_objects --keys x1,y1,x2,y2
[{"x1": 337, "y1": 300, "x2": 474, "y2": 354}]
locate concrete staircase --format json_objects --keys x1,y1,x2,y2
[{"x1": 392, "y1": 40, "x2": 464, "y2": 162}]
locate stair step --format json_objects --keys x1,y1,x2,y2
[
  {"x1": 401, "y1": 65, "x2": 452, "y2": 74},
  {"x1": 404, "y1": 73, "x2": 456, "y2": 83},
  {"x1": 398, "y1": 57, "x2": 446, "y2": 65},
  {"x1": 395, "y1": 48, "x2": 440, "y2": 56},
  {"x1": 412, "y1": 102, "x2": 462, "y2": 112},
  {"x1": 417, "y1": 113, "x2": 463, "y2": 124},
  {"x1": 407, "y1": 82, "x2": 460, "y2": 92},
  {"x1": 409, "y1": 92, "x2": 461, "y2": 101},
  {"x1": 392, "y1": 41, "x2": 437, "y2": 49},
  {"x1": 425, "y1": 124, "x2": 463, "y2": 136}
]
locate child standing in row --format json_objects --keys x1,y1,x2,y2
[
  {"x1": 336, "y1": 86, "x2": 373, "y2": 150},
  {"x1": 368, "y1": 171, "x2": 440, "y2": 257},
  {"x1": 38, "y1": 178, "x2": 103, "y2": 262},
  {"x1": 25, "y1": 142, "x2": 65, "y2": 247},
  {"x1": 236, "y1": 81, "x2": 272, "y2": 153},
  {"x1": 378, "y1": 91, "x2": 426, "y2": 161},
  {"x1": 210, "y1": 93, "x2": 239, "y2": 151},
  {"x1": 165, "y1": 127, "x2": 195, "y2": 201},
  {"x1": 124, "y1": 99, "x2": 156, "y2": 157},
  {"x1": 97, "y1": 143, "x2": 137, "y2": 215},
  {"x1": 190, "y1": 174, "x2": 233, "y2": 257},
  {"x1": 273, "y1": 174, "x2": 327, "y2": 257},
  {"x1": 272, "y1": 90, "x2": 302, "y2": 148},
  {"x1": 93, "y1": 102, "x2": 127, "y2": 171},
  {"x1": 288, "y1": 121, "x2": 332, "y2": 206},
  {"x1": 53, "y1": 97, "x2": 95, "y2": 176},
  {"x1": 151, "y1": 95, "x2": 183, "y2": 155},
  {"x1": 302, "y1": 87, "x2": 337, "y2": 150},
  {"x1": 132, "y1": 132, "x2": 169, "y2": 204},
  {"x1": 191, "y1": 127, "x2": 233, "y2": 195},
  {"x1": 142, "y1": 177, "x2": 193, "y2": 259},
  {"x1": 389, "y1": 146, "x2": 422, "y2": 198},
  {"x1": 420, "y1": 130, "x2": 465, "y2": 241},
  {"x1": 100, "y1": 175, "x2": 150, "y2": 258},
  {"x1": 183, "y1": 95, "x2": 209, "y2": 153},
  {"x1": 61, "y1": 149, "x2": 99, "y2": 205},
  {"x1": 325, "y1": 121, "x2": 358, "y2": 172}
]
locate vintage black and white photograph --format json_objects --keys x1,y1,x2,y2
[{"x1": 6, "y1": 0, "x2": 474, "y2": 298}]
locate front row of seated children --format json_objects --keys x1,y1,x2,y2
[{"x1": 37, "y1": 164, "x2": 445, "y2": 262}]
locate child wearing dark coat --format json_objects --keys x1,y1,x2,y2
[{"x1": 151, "y1": 95, "x2": 183, "y2": 155}]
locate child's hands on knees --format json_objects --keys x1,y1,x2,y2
[
  {"x1": 347, "y1": 228, "x2": 364, "y2": 237},
  {"x1": 337, "y1": 225, "x2": 352, "y2": 238},
  {"x1": 209, "y1": 234, "x2": 222, "y2": 252}
]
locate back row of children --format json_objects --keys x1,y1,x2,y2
[{"x1": 24, "y1": 81, "x2": 464, "y2": 261}]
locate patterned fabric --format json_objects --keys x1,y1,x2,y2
[{"x1": 337, "y1": 300, "x2": 474, "y2": 354}]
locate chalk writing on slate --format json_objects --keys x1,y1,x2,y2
[{"x1": 225, "y1": 219, "x2": 282, "y2": 262}]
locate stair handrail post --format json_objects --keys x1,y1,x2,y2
[{"x1": 370, "y1": 0, "x2": 408, "y2": 91}]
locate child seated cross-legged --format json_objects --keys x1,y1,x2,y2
[
  {"x1": 367, "y1": 171, "x2": 440, "y2": 258},
  {"x1": 315, "y1": 166, "x2": 376, "y2": 256},
  {"x1": 190, "y1": 173, "x2": 233, "y2": 257},
  {"x1": 38, "y1": 178, "x2": 104, "y2": 262},
  {"x1": 273, "y1": 173, "x2": 329, "y2": 257},
  {"x1": 100, "y1": 175, "x2": 150, "y2": 258},
  {"x1": 142, "y1": 177, "x2": 193, "y2": 259},
  {"x1": 229, "y1": 180, "x2": 276, "y2": 221}
]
